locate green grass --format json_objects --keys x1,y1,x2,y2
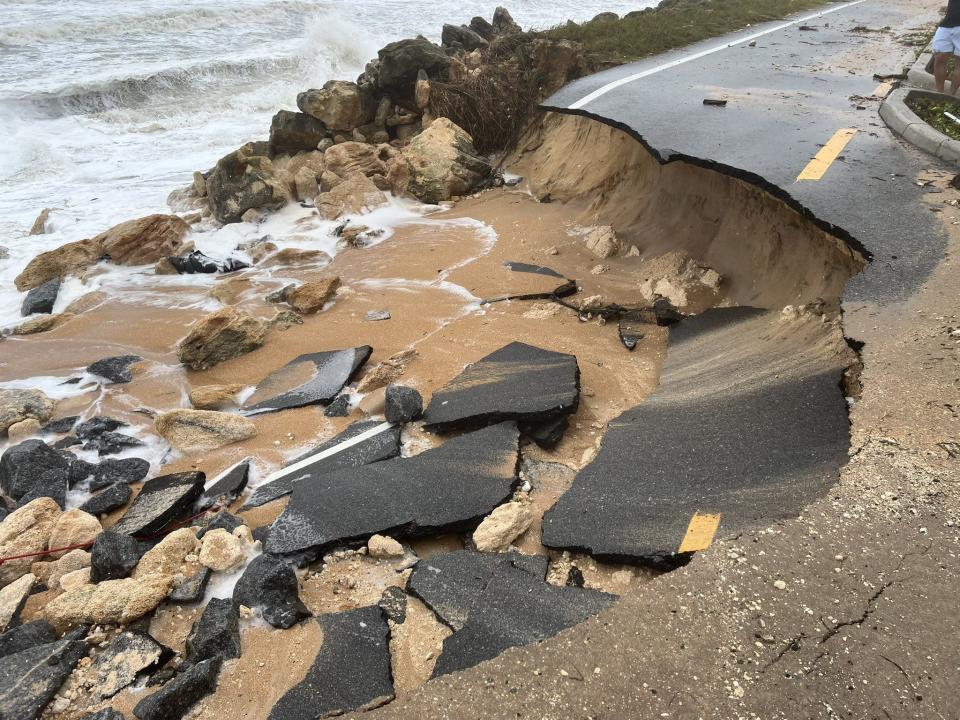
[
  {"x1": 542, "y1": 0, "x2": 844, "y2": 65},
  {"x1": 906, "y1": 95, "x2": 960, "y2": 141}
]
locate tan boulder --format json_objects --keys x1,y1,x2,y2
[
  {"x1": 47, "y1": 509, "x2": 102, "y2": 558},
  {"x1": 0, "y1": 498, "x2": 62, "y2": 586},
  {"x1": 189, "y1": 384, "x2": 244, "y2": 410},
  {"x1": 0, "y1": 573, "x2": 35, "y2": 632},
  {"x1": 155, "y1": 409, "x2": 257, "y2": 452},
  {"x1": 367, "y1": 534, "x2": 404, "y2": 559},
  {"x1": 285, "y1": 277, "x2": 341, "y2": 314},
  {"x1": 32, "y1": 549, "x2": 91, "y2": 590},
  {"x1": 59, "y1": 567, "x2": 92, "y2": 592},
  {"x1": 315, "y1": 173, "x2": 388, "y2": 220},
  {"x1": 133, "y1": 528, "x2": 198, "y2": 578},
  {"x1": 14, "y1": 238, "x2": 104, "y2": 291},
  {"x1": 6, "y1": 419, "x2": 41, "y2": 441},
  {"x1": 297, "y1": 81, "x2": 372, "y2": 131},
  {"x1": 294, "y1": 166, "x2": 319, "y2": 201},
  {"x1": 0, "y1": 388, "x2": 54, "y2": 435},
  {"x1": 177, "y1": 305, "x2": 270, "y2": 370},
  {"x1": 584, "y1": 226, "x2": 622, "y2": 259},
  {"x1": 12, "y1": 313, "x2": 75, "y2": 335},
  {"x1": 472, "y1": 502, "x2": 533, "y2": 552},
  {"x1": 96, "y1": 214, "x2": 190, "y2": 265},
  {"x1": 29, "y1": 208, "x2": 51, "y2": 236},
  {"x1": 399, "y1": 117, "x2": 491, "y2": 204},
  {"x1": 355, "y1": 349, "x2": 418, "y2": 393},
  {"x1": 198, "y1": 529, "x2": 245, "y2": 572},
  {"x1": 324, "y1": 142, "x2": 387, "y2": 179},
  {"x1": 64, "y1": 290, "x2": 108, "y2": 314},
  {"x1": 43, "y1": 574, "x2": 173, "y2": 629},
  {"x1": 259, "y1": 248, "x2": 331, "y2": 268}
]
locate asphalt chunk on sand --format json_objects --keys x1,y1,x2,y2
[
  {"x1": 421, "y1": 342, "x2": 580, "y2": 447},
  {"x1": 0, "y1": 627, "x2": 88, "y2": 720},
  {"x1": 112, "y1": 471, "x2": 206, "y2": 537},
  {"x1": 408, "y1": 550, "x2": 614, "y2": 677},
  {"x1": 195, "y1": 459, "x2": 250, "y2": 511},
  {"x1": 479, "y1": 261, "x2": 577, "y2": 303},
  {"x1": 242, "y1": 347, "x2": 372, "y2": 416},
  {"x1": 264, "y1": 422, "x2": 519, "y2": 556},
  {"x1": 542, "y1": 307, "x2": 852, "y2": 568},
  {"x1": 243, "y1": 420, "x2": 401, "y2": 509},
  {"x1": 268, "y1": 605, "x2": 393, "y2": 720}
]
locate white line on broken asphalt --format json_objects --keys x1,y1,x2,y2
[
  {"x1": 260, "y1": 420, "x2": 395, "y2": 485},
  {"x1": 567, "y1": 0, "x2": 868, "y2": 110}
]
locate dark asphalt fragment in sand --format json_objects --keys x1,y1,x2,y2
[
  {"x1": 89, "y1": 631, "x2": 166, "y2": 699},
  {"x1": 113, "y1": 471, "x2": 206, "y2": 537},
  {"x1": 243, "y1": 420, "x2": 400, "y2": 509},
  {"x1": 542, "y1": 308, "x2": 852, "y2": 568},
  {"x1": 132, "y1": 657, "x2": 221, "y2": 720},
  {"x1": 264, "y1": 422, "x2": 519, "y2": 556},
  {"x1": 422, "y1": 342, "x2": 579, "y2": 446},
  {"x1": 232, "y1": 555, "x2": 310, "y2": 629},
  {"x1": 39, "y1": 416, "x2": 78, "y2": 434},
  {"x1": 408, "y1": 550, "x2": 614, "y2": 677},
  {"x1": 194, "y1": 460, "x2": 250, "y2": 511},
  {"x1": 185, "y1": 598, "x2": 240, "y2": 665},
  {"x1": 0, "y1": 628, "x2": 88, "y2": 720},
  {"x1": 0, "y1": 621, "x2": 57, "y2": 659},
  {"x1": 267, "y1": 606, "x2": 393, "y2": 720},
  {"x1": 242, "y1": 347, "x2": 372, "y2": 416},
  {"x1": 169, "y1": 567, "x2": 212, "y2": 604},
  {"x1": 80, "y1": 482, "x2": 133, "y2": 516},
  {"x1": 21, "y1": 278, "x2": 60, "y2": 317},
  {"x1": 86, "y1": 354, "x2": 143, "y2": 384},
  {"x1": 91, "y1": 457, "x2": 150, "y2": 490},
  {"x1": 167, "y1": 250, "x2": 249, "y2": 274}
]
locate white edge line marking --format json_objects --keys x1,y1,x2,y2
[
  {"x1": 568, "y1": 0, "x2": 868, "y2": 110},
  {"x1": 261, "y1": 420, "x2": 395, "y2": 485}
]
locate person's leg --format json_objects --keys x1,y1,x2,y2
[
  {"x1": 950, "y1": 57, "x2": 960, "y2": 95},
  {"x1": 933, "y1": 27, "x2": 953, "y2": 91},
  {"x1": 935, "y1": 52, "x2": 950, "y2": 92}
]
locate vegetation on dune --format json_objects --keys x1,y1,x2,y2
[{"x1": 544, "y1": 0, "x2": 840, "y2": 64}]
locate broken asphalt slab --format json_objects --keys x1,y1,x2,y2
[
  {"x1": 0, "y1": 627, "x2": 88, "y2": 720},
  {"x1": 264, "y1": 422, "x2": 519, "y2": 556},
  {"x1": 268, "y1": 605, "x2": 393, "y2": 720},
  {"x1": 542, "y1": 307, "x2": 851, "y2": 568},
  {"x1": 195, "y1": 459, "x2": 250, "y2": 511},
  {"x1": 242, "y1": 347, "x2": 372, "y2": 416},
  {"x1": 89, "y1": 631, "x2": 166, "y2": 700},
  {"x1": 408, "y1": 550, "x2": 614, "y2": 677},
  {"x1": 132, "y1": 656, "x2": 221, "y2": 720},
  {"x1": 112, "y1": 471, "x2": 206, "y2": 537},
  {"x1": 421, "y1": 342, "x2": 579, "y2": 445},
  {"x1": 232, "y1": 555, "x2": 310, "y2": 629},
  {"x1": 479, "y1": 261, "x2": 576, "y2": 304},
  {"x1": 243, "y1": 420, "x2": 401, "y2": 509}
]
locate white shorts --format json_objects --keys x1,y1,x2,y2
[{"x1": 933, "y1": 26, "x2": 960, "y2": 55}]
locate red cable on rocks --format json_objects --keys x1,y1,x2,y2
[{"x1": 0, "y1": 504, "x2": 222, "y2": 566}]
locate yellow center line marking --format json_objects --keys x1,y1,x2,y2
[
  {"x1": 797, "y1": 128, "x2": 858, "y2": 181},
  {"x1": 678, "y1": 512, "x2": 722, "y2": 553}
]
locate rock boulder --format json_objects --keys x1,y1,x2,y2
[
  {"x1": 378, "y1": 37, "x2": 451, "y2": 111},
  {"x1": 315, "y1": 173, "x2": 388, "y2": 220},
  {"x1": 0, "y1": 497, "x2": 61, "y2": 586},
  {"x1": 14, "y1": 238, "x2": 104, "y2": 291},
  {"x1": 97, "y1": 215, "x2": 190, "y2": 266},
  {"x1": 155, "y1": 410, "x2": 257, "y2": 452},
  {"x1": 285, "y1": 277, "x2": 341, "y2": 314},
  {"x1": 399, "y1": 118, "x2": 491, "y2": 204},
  {"x1": 43, "y1": 574, "x2": 173, "y2": 628},
  {"x1": 297, "y1": 81, "x2": 372, "y2": 132},
  {"x1": 269, "y1": 110, "x2": 329, "y2": 155},
  {"x1": 177, "y1": 306, "x2": 270, "y2": 370},
  {"x1": 206, "y1": 144, "x2": 289, "y2": 224},
  {"x1": 0, "y1": 389, "x2": 54, "y2": 435}
]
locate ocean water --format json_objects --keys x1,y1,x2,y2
[{"x1": 0, "y1": 0, "x2": 652, "y2": 327}]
